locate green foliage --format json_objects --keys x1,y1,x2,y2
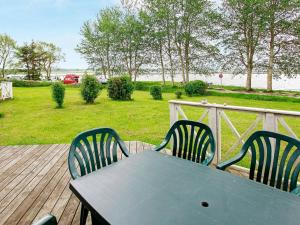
[
  {"x1": 135, "y1": 82, "x2": 147, "y2": 91},
  {"x1": 134, "y1": 81, "x2": 183, "y2": 93},
  {"x1": 11, "y1": 79, "x2": 52, "y2": 87},
  {"x1": 107, "y1": 75, "x2": 134, "y2": 100},
  {"x1": 150, "y1": 85, "x2": 162, "y2": 100},
  {"x1": 185, "y1": 80, "x2": 208, "y2": 96},
  {"x1": 81, "y1": 75, "x2": 102, "y2": 103},
  {"x1": 16, "y1": 41, "x2": 44, "y2": 80},
  {"x1": 208, "y1": 91, "x2": 300, "y2": 103},
  {"x1": 175, "y1": 91, "x2": 182, "y2": 99},
  {"x1": 0, "y1": 34, "x2": 16, "y2": 78},
  {"x1": 0, "y1": 113, "x2": 4, "y2": 118},
  {"x1": 52, "y1": 82, "x2": 65, "y2": 108}
]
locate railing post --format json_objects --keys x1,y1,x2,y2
[
  {"x1": 0, "y1": 82, "x2": 3, "y2": 100},
  {"x1": 8, "y1": 82, "x2": 13, "y2": 99},
  {"x1": 263, "y1": 113, "x2": 278, "y2": 132},
  {"x1": 209, "y1": 107, "x2": 221, "y2": 164},
  {"x1": 169, "y1": 103, "x2": 178, "y2": 127},
  {"x1": 263, "y1": 113, "x2": 278, "y2": 167}
]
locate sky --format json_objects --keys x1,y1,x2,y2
[{"x1": 0, "y1": 0, "x2": 119, "y2": 69}]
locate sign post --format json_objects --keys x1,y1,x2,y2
[{"x1": 219, "y1": 73, "x2": 223, "y2": 86}]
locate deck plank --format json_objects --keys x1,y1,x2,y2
[{"x1": 0, "y1": 141, "x2": 153, "y2": 225}]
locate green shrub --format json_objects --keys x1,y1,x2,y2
[
  {"x1": 107, "y1": 75, "x2": 134, "y2": 100},
  {"x1": 175, "y1": 91, "x2": 182, "y2": 99},
  {"x1": 185, "y1": 80, "x2": 208, "y2": 96},
  {"x1": 52, "y1": 82, "x2": 65, "y2": 108},
  {"x1": 81, "y1": 75, "x2": 102, "y2": 103},
  {"x1": 135, "y1": 82, "x2": 147, "y2": 91},
  {"x1": 150, "y1": 86, "x2": 162, "y2": 100},
  {"x1": 11, "y1": 79, "x2": 52, "y2": 87},
  {"x1": 0, "y1": 113, "x2": 4, "y2": 118}
]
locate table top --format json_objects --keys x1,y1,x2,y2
[{"x1": 70, "y1": 150, "x2": 300, "y2": 225}]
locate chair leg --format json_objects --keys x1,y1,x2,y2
[{"x1": 80, "y1": 204, "x2": 89, "y2": 225}]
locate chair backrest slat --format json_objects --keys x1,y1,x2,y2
[
  {"x1": 161, "y1": 120, "x2": 215, "y2": 166},
  {"x1": 283, "y1": 149, "x2": 300, "y2": 191},
  {"x1": 68, "y1": 128, "x2": 129, "y2": 179},
  {"x1": 182, "y1": 124, "x2": 189, "y2": 159},
  {"x1": 172, "y1": 132, "x2": 178, "y2": 157},
  {"x1": 276, "y1": 142, "x2": 293, "y2": 189},
  {"x1": 192, "y1": 128, "x2": 203, "y2": 162},
  {"x1": 77, "y1": 142, "x2": 92, "y2": 174},
  {"x1": 81, "y1": 137, "x2": 96, "y2": 172},
  {"x1": 92, "y1": 133, "x2": 101, "y2": 169},
  {"x1": 269, "y1": 139, "x2": 281, "y2": 187},
  {"x1": 291, "y1": 163, "x2": 300, "y2": 191},
  {"x1": 106, "y1": 134, "x2": 113, "y2": 165},
  {"x1": 177, "y1": 127, "x2": 184, "y2": 158},
  {"x1": 187, "y1": 125, "x2": 194, "y2": 160},
  {"x1": 99, "y1": 133, "x2": 107, "y2": 167}
]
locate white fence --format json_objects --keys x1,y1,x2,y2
[
  {"x1": 0, "y1": 82, "x2": 13, "y2": 100},
  {"x1": 169, "y1": 100, "x2": 300, "y2": 166}
]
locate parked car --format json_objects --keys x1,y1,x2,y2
[{"x1": 63, "y1": 74, "x2": 79, "y2": 84}]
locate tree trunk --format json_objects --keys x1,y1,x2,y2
[
  {"x1": 246, "y1": 65, "x2": 253, "y2": 91},
  {"x1": 177, "y1": 44, "x2": 186, "y2": 83},
  {"x1": 159, "y1": 44, "x2": 166, "y2": 85},
  {"x1": 184, "y1": 41, "x2": 190, "y2": 83},
  {"x1": 267, "y1": 15, "x2": 275, "y2": 92},
  {"x1": 166, "y1": 38, "x2": 175, "y2": 86},
  {"x1": 1, "y1": 63, "x2": 5, "y2": 78}
]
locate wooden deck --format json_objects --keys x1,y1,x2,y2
[{"x1": 0, "y1": 142, "x2": 154, "y2": 225}]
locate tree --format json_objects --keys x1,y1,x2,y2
[
  {"x1": 77, "y1": 7, "x2": 151, "y2": 81},
  {"x1": 77, "y1": 8, "x2": 123, "y2": 77},
  {"x1": 16, "y1": 41, "x2": 45, "y2": 80},
  {"x1": 144, "y1": 0, "x2": 176, "y2": 85},
  {"x1": 0, "y1": 34, "x2": 16, "y2": 78},
  {"x1": 39, "y1": 42, "x2": 64, "y2": 80},
  {"x1": 220, "y1": 0, "x2": 266, "y2": 90},
  {"x1": 261, "y1": 0, "x2": 300, "y2": 91},
  {"x1": 144, "y1": 0, "x2": 219, "y2": 83},
  {"x1": 118, "y1": 11, "x2": 152, "y2": 81}
]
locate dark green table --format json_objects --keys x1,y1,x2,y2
[{"x1": 70, "y1": 150, "x2": 300, "y2": 225}]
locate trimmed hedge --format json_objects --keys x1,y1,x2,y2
[
  {"x1": 81, "y1": 75, "x2": 102, "y2": 103},
  {"x1": 185, "y1": 80, "x2": 208, "y2": 96},
  {"x1": 52, "y1": 82, "x2": 65, "y2": 108},
  {"x1": 107, "y1": 76, "x2": 134, "y2": 100},
  {"x1": 10, "y1": 79, "x2": 52, "y2": 87},
  {"x1": 175, "y1": 91, "x2": 183, "y2": 99},
  {"x1": 150, "y1": 86, "x2": 162, "y2": 100}
]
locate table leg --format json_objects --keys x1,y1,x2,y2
[{"x1": 80, "y1": 204, "x2": 89, "y2": 225}]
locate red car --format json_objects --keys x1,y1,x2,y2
[{"x1": 63, "y1": 74, "x2": 79, "y2": 84}]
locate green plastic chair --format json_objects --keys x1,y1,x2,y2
[
  {"x1": 68, "y1": 128, "x2": 130, "y2": 225},
  {"x1": 217, "y1": 131, "x2": 300, "y2": 195},
  {"x1": 32, "y1": 214, "x2": 57, "y2": 225},
  {"x1": 153, "y1": 120, "x2": 216, "y2": 166}
]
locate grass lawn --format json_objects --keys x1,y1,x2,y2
[{"x1": 1, "y1": 87, "x2": 300, "y2": 164}]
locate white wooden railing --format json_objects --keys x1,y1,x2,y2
[
  {"x1": 0, "y1": 82, "x2": 13, "y2": 100},
  {"x1": 169, "y1": 100, "x2": 300, "y2": 166}
]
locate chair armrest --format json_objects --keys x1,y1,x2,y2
[
  {"x1": 152, "y1": 139, "x2": 169, "y2": 152},
  {"x1": 291, "y1": 186, "x2": 300, "y2": 196},
  {"x1": 216, "y1": 152, "x2": 245, "y2": 170},
  {"x1": 32, "y1": 214, "x2": 57, "y2": 225}
]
